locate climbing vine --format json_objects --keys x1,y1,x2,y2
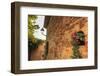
[{"x1": 71, "y1": 31, "x2": 85, "y2": 59}]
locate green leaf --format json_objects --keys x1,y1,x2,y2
[{"x1": 33, "y1": 25, "x2": 40, "y2": 29}]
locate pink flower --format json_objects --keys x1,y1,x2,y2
[{"x1": 71, "y1": 32, "x2": 77, "y2": 39}]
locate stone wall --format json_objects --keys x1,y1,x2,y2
[{"x1": 45, "y1": 16, "x2": 88, "y2": 59}]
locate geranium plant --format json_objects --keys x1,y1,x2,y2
[{"x1": 71, "y1": 31, "x2": 85, "y2": 58}]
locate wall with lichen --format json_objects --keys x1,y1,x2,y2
[{"x1": 45, "y1": 16, "x2": 88, "y2": 59}]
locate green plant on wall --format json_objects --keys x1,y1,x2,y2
[
  {"x1": 71, "y1": 41, "x2": 80, "y2": 58},
  {"x1": 71, "y1": 31, "x2": 85, "y2": 59}
]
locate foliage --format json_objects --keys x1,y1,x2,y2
[
  {"x1": 28, "y1": 15, "x2": 46, "y2": 55},
  {"x1": 71, "y1": 41, "x2": 80, "y2": 58},
  {"x1": 28, "y1": 15, "x2": 40, "y2": 43},
  {"x1": 71, "y1": 31, "x2": 85, "y2": 58},
  {"x1": 28, "y1": 15, "x2": 39, "y2": 53},
  {"x1": 28, "y1": 15, "x2": 46, "y2": 60},
  {"x1": 28, "y1": 38, "x2": 45, "y2": 51}
]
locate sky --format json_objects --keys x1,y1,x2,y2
[{"x1": 33, "y1": 16, "x2": 47, "y2": 40}]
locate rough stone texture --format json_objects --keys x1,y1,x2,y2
[{"x1": 44, "y1": 16, "x2": 88, "y2": 59}]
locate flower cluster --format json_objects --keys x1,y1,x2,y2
[
  {"x1": 71, "y1": 31, "x2": 85, "y2": 45},
  {"x1": 71, "y1": 31, "x2": 85, "y2": 58}
]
